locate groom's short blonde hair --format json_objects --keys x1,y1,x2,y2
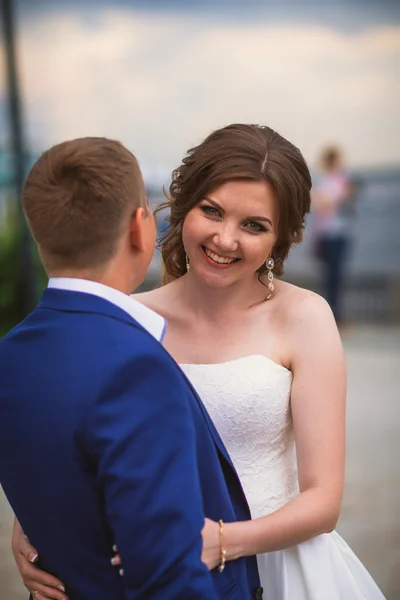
[{"x1": 22, "y1": 137, "x2": 146, "y2": 271}]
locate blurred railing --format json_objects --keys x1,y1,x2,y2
[
  {"x1": 284, "y1": 168, "x2": 400, "y2": 322},
  {"x1": 2, "y1": 160, "x2": 400, "y2": 322}
]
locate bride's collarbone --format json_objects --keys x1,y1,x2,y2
[{"x1": 165, "y1": 332, "x2": 286, "y2": 369}]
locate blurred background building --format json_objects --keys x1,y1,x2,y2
[{"x1": 1, "y1": 0, "x2": 399, "y2": 597}]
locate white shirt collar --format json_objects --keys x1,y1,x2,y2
[{"x1": 47, "y1": 277, "x2": 166, "y2": 342}]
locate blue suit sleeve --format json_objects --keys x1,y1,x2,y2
[{"x1": 85, "y1": 348, "x2": 218, "y2": 600}]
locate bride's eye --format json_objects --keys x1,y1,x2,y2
[
  {"x1": 244, "y1": 221, "x2": 267, "y2": 233},
  {"x1": 200, "y1": 205, "x2": 220, "y2": 217}
]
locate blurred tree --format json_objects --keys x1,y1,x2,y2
[
  {"x1": 1, "y1": 0, "x2": 38, "y2": 320},
  {"x1": 0, "y1": 217, "x2": 46, "y2": 337}
]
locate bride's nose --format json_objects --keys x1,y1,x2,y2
[{"x1": 212, "y1": 224, "x2": 239, "y2": 253}]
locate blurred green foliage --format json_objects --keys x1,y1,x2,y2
[{"x1": 0, "y1": 216, "x2": 46, "y2": 337}]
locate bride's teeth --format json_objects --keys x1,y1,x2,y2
[{"x1": 205, "y1": 248, "x2": 235, "y2": 264}]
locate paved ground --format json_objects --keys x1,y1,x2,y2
[{"x1": 1, "y1": 325, "x2": 399, "y2": 599}]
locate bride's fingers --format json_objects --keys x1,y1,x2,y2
[
  {"x1": 32, "y1": 593, "x2": 58, "y2": 600},
  {"x1": 28, "y1": 581, "x2": 68, "y2": 600},
  {"x1": 32, "y1": 592, "x2": 67, "y2": 600},
  {"x1": 18, "y1": 558, "x2": 66, "y2": 597},
  {"x1": 18, "y1": 534, "x2": 39, "y2": 564},
  {"x1": 31, "y1": 593, "x2": 47, "y2": 600}
]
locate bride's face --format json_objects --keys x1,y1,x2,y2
[{"x1": 182, "y1": 179, "x2": 279, "y2": 288}]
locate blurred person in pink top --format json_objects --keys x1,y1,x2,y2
[{"x1": 312, "y1": 146, "x2": 356, "y2": 325}]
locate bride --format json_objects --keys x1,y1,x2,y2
[{"x1": 12, "y1": 124, "x2": 385, "y2": 599}]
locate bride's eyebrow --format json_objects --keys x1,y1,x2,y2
[
  {"x1": 246, "y1": 215, "x2": 273, "y2": 227},
  {"x1": 203, "y1": 197, "x2": 272, "y2": 227},
  {"x1": 203, "y1": 197, "x2": 222, "y2": 210}
]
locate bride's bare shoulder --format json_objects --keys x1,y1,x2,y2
[{"x1": 277, "y1": 280, "x2": 335, "y2": 327}]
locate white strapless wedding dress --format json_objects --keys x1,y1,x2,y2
[{"x1": 180, "y1": 355, "x2": 385, "y2": 600}]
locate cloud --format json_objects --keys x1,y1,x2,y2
[{"x1": 0, "y1": 7, "x2": 399, "y2": 169}]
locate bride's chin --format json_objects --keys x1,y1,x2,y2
[{"x1": 192, "y1": 267, "x2": 239, "y2": 288}]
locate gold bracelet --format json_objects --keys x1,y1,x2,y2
[{"x1": 218, "y1": 519, "x2": 227, "y2": 573}]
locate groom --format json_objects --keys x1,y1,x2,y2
[{"x1": 0, "y1": 138, "x2": 262, "y2": 599}]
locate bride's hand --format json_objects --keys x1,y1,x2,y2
[
  {"x1": 201, "y1": 518, "x2": 222, "y2": 570},
  {"x1": 12, "y1": 519, "x2": 68, "y2": 600}
]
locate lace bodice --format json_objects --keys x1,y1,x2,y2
[{"x1": 180, "y1": 355, "x2": 298, "y2": 519}]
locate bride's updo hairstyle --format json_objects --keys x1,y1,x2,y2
[{"x1": 155, "y1": 124, "x2": 312, "y2": 282}]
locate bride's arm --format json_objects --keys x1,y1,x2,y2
[{"x1": 221, "y1": 292, "x2": 346, "y2": 560}]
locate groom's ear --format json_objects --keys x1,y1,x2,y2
[{"x1": 129, "y1": 207, "x2": 146, "y2": 253}]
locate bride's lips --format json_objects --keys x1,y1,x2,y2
[{"x1": 201, "y1": 246, "x2": 240, "y2": 270}]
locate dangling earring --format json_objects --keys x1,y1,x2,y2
[
  {"x1": 266, "y1": 257, "x2": 274, "y2": 299},
  {"x1": 185, "y1": 254, "x2": 190, "y2": 272}
]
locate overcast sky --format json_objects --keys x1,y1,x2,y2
[{"x1": 0, "y1": 0, "x2": 399, "y2": 173}]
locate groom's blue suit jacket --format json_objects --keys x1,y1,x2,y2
[{"x1": 0, "y1": 289, "x2": 262, "y2": 600}]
